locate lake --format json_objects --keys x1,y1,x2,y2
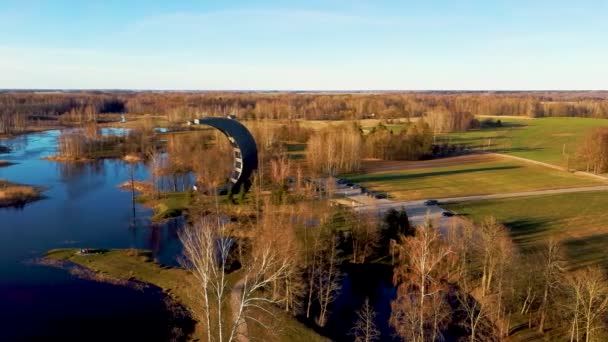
[{"x1": 0, "y1": 129, "x2": 188, "y2": 341}]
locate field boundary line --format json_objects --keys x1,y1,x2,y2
[{"x1": 491, "y1": 152, "x2": 608, "y2": 182}]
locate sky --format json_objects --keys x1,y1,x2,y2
[{"x1": 0, "y1": 0, "x2": 606, "y2": 90}]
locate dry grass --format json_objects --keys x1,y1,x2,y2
[
  {"x1": 122, "y1": 153, "x2": 143, "y2": 163},
  {"x1": 42, "y1": 155, "x2": 92, "y2": 162},
  {"x1": 0, "y1": 160, "x2": 15, "y2": 167},
  {"x1": 118, "y1": 180, "x2": 154, "y2": 193},
  {"x1": 0, "y1": 180, "x2": 42, "y2": 207}
]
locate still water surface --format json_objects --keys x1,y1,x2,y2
[{"x1": 0, "y1": 130, "x2": 186, "y2": 341}]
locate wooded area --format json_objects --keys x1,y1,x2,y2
[{"x1": 2, "y1": 91, "x2": 608, "y2": 134}]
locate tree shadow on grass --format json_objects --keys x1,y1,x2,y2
[
  {"x1": 436, "y1": 214, "x2": 551, "y2": 251},
  {"x1": 353, "y1": 165, "x2": 521, "y2": 183},
  {"x1": 461, "y1": 122, "x2": 528, "y2": 133},
  {"x1": 444, "y1": 134, "x2": 512, "y2": 143},
  {"x1": 502, "y1": 218, "x2": 553, "y2": 247},
  {"x1": 491, "y1": 146, "x2": 545, "y2": 154},
  {"x1": 562, "y1": 233, "x2": 608, "y2": 270}
]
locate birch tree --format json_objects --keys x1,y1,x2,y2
[
  {"x1": 351, "y1": 298, "x2": 381, "y2": 342},
  {"x1": 349, "y1": 210, "x2": 380, "y2": 264},
  {"x1": 562, "y1": 266, "x2": 608, "y2": 342},
  {"x1": 179, "y1": 216, "x2": 231, "y2": 342},
  {"x1": 179, "y1": 216, "x2": 291, "y2": 342},
  {"x1": 537, "y1": 239, "x2": 565, "y2": 333},
  {"x1": 390, "y1": 221, "x2": 453, "y2": 342}
]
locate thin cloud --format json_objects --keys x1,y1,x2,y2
[{"x1": 129, "y1": 8, "x2": 405, "y2": 33}]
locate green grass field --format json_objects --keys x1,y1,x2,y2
[
  {"x1": 440, "y1": 117, "x2": 608, "y2": 168},
  {"x1": 348, "y1": 157, "x2": 603, "y2": 201},
  {"x1": 444, "y1": 191, "x2": 608, "y2": 269}
]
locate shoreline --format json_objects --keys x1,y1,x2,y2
[
  {"x1": 38, "y1": 252, "x2": 196, "y2": 341},
  {"x1": 42, "y1": 248, "x2": 328, "y2": 342},
  {"x1": 43, "y1": 249, "x2": 201, "y2": 337},
  {"x1": 0, "y1": 125, "x2": 65, "y2": 140}
]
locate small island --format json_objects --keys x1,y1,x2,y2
[
  {"x1": 0, "y1": 160, "x2": 15, "y2": 168},
  {"x1": 0, "y1": 180, "x2": 43, "y2": 208}
]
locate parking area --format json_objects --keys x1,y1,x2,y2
[{"x1": 331, "y1": 178, "x2": 461, "y2": 234}]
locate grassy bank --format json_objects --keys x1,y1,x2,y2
[
  {"x1": 0, "y1": 180, "x2": 43, "y2": 207},
  {"x1": 45, "y1": 248, "x2": 328, "y2": 342},
  {"x1": 132, "y1": 189, "x2": 193, "y2": 222},
  {"x1": 444, "y1": 191, "x2": 608, "y2": 269},
  {"x1": 119, "y1": 180, "x2": 193, "y2": 222},
  {"x1": 347, "y1": 156, "x2": 603, "y2": 201}
]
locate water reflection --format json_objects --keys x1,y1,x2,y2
[{"x1": 0, "y1": 129, "x2": 188, "y2": 340}]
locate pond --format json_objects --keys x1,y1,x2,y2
[{"x1": 0, "y1": 129, "x2": 188, "y2": 341}]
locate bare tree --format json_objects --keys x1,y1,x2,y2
[
  {"x1": 349, "y1": 210, "x2": 380, "y2": 264},
  {"x1": 179, "y1": 216, "x2": 291, "y2": 342},
  {"x1": 390, "y1": 221, "x2": 453, "y2": 342},
  {"x1": 253, "y1": 201, "x2": 305, "y2": 315},
  {"x1": 302, "y1": 209, "x2": 322, "y2": 320},
  {"x1": 269, "y1": 154, "x2": 291, "y2": 187},
  {"x1": 424, "y1": 107, "x2": 474, "y2": 133},
  {"x1": 561, "y1": 266, "x2": 608, "y2": 342},
  {"x1": 315, "y1": 233, "x2": 342, "y2": 327},
  {"x1": 537, "y1": 239, "x2": 565, "y2": 333},
  {"x1": 576, "y1": 128, "x2": 608, "y2": 173},
  {"x1": 456, "y1": 286, "x2": 494, "y2": 342},
  {"x1": 299, "y1": 204, "x2": 343, "y2": 327},
  {"x1": 448, "y1": 217, "x2": 516, "y2": 340},
  {"x1": 179, "y1": 216, "x2": 230, "y2": 342},
  {"x1": 229, "y1": 240, "x2": 291, "y2": 342},
  {"x1": 474, "y1": 217, "x2": 516, "y2": 337},
  {"x1": 307, "y1": 123, "x2": 362, "y2": 176},
  {"x1": 515, "y1": 253, "x2": 543, "y2": 329},
  {"x1": 351, "y1": 298, "x2": 381, "y2": 342}
]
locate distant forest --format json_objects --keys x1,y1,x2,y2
[{"x1": 2, "y1": 91, "x2": 608, "y2": 134}]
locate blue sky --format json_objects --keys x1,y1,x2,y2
[{"x1": 0, "y1": 0, "x2": 606, "y2": 90}]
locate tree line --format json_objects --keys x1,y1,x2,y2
[{"x1": 3, "y1": 91, "x2": 608, "y2": 134}]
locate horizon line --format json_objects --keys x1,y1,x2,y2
[{"x1": 2, "y1": 88, "x2": 608, "y2": 93}]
